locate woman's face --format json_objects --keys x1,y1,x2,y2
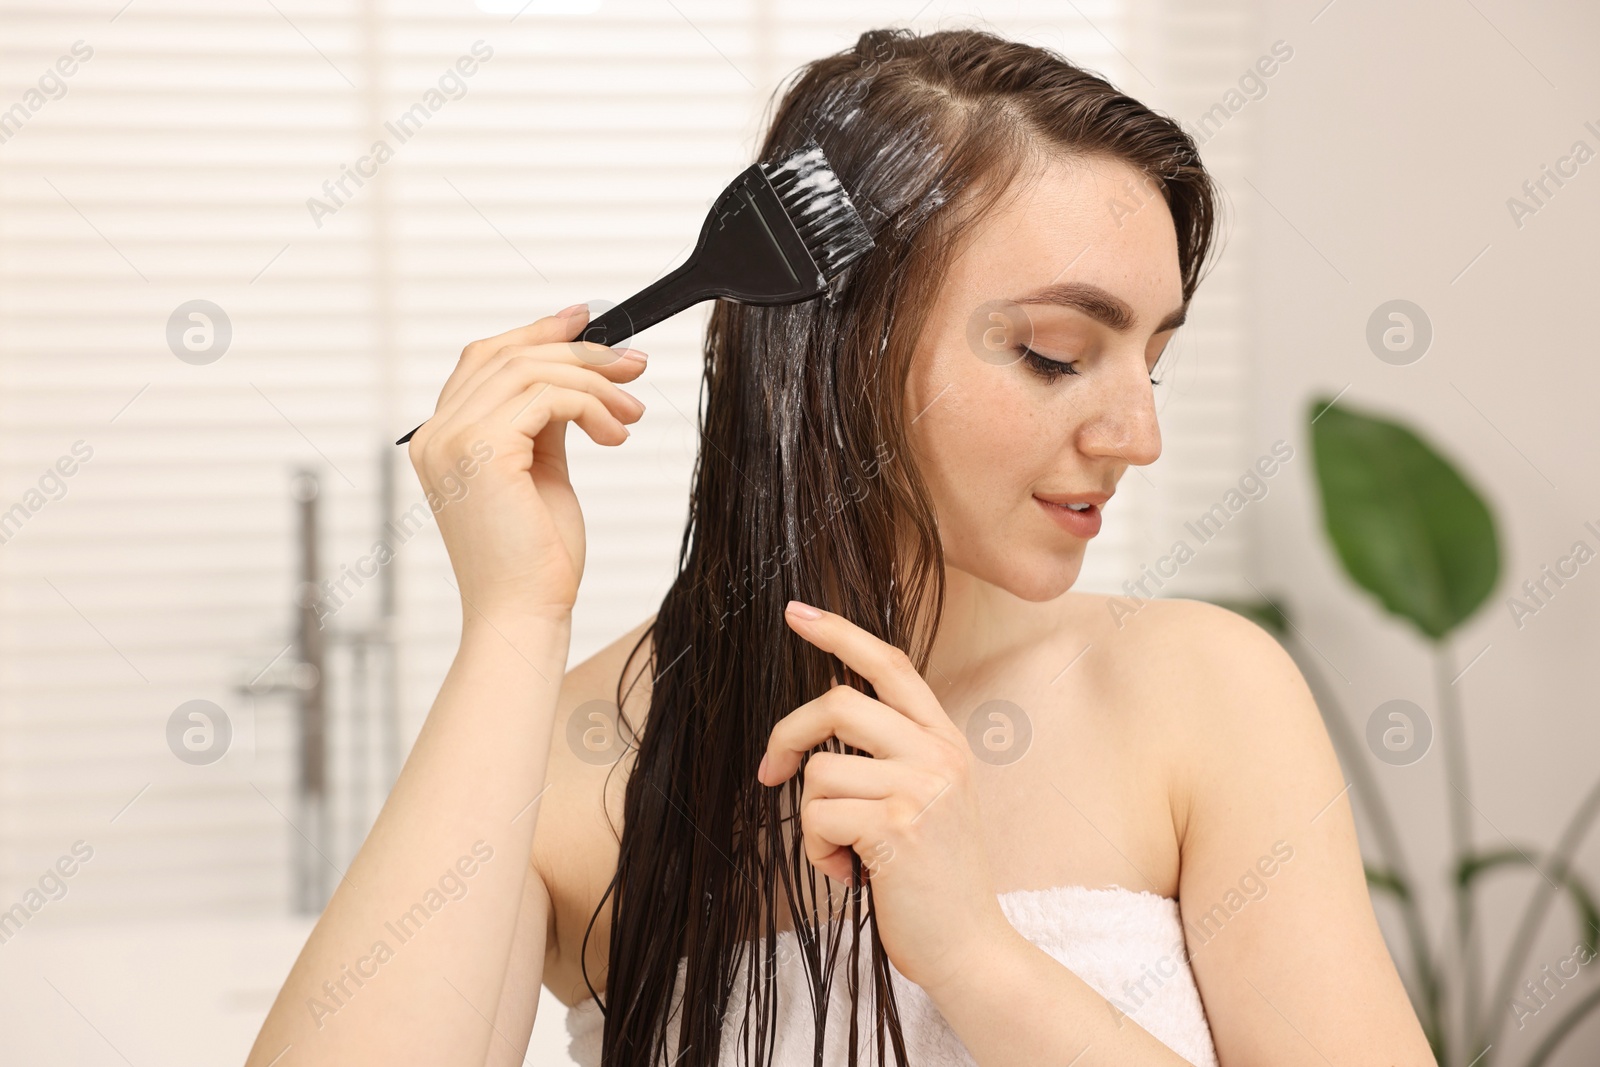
[{"x1": 903, "y1": 152, "x2": 1187, "y2": 601}]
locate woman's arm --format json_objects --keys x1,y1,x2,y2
[
  {"x1": 483, "y1": 843, "x2": 555, "y2": 1066},
  {"x1": 244, "y1": 615, "x2": 571, "y2": 1066},
  {"x1": 1168, "y1": 601, "x2": 1434, "y2": 1064},
  {"x1": 918, "y1": 929, "x2": 1198, "y2": 1065},
  {"x1": 484, "y1": 613, "x2": 659, "y2": 1066},
  {"x1": 247, "y1": 305, "x2": 647, "y2": 1065}
]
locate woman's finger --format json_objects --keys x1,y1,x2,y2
[
  {"x1": 783, "y1": 602, "x2": 948, "y2": 731},
  {"x1": 477, "y1": 305, "x2": 590, "y2": 352},
  {"x1": 438, "y1": 306, "x2": 589, "y2": 401},
  {"x1": 439, "y1": 357, "x2": 644, "y2": 437},
  {"x1": 759, "y1": 685, "x2": 924, "y2": 786},
  {"x1": 798, "y1": 797, "x2": 884, "y2": 883},
  {"x1": 793, "y1": 751, "x2": 940, "y2": 870},
  {"x1": 436, "y1": 338, "x2": 647, "y2": 427},
  {"x1": 798, "y1": 750, "x2": 922, "y2": 804},
  {"x1": 482, "y1": 341, "x2": 649, "y2": 378},
  {"x1": 433, "y1": 306, "x2": 594, "y2": 413},
  {"x1": 489, "y1": 382, "x2": 631, "y2": 451}
]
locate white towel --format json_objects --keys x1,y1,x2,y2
[{"x1": 565, "y1": 884, "x2": 1218, "y2": 1066}]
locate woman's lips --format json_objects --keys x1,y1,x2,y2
[{"x1": 1034, "y1": 495, "x2": 1102, "y2": 538}]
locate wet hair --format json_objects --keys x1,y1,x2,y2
[{"x1": 585, "y1": 25, "x2": 1220, "y2": 1067}]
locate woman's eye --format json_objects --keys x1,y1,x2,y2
[
  {"x1": 1017, "y1": 344, "x2": 1163, "y2": 386},
  {"x1": 1017, "y1": 345, "x2": 1078, "y2": 380}
]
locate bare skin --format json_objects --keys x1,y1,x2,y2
[
  {"x1": 247, "y1": 151, "x2": 1433, "y2": 1066},
  {"x1": 536, "y1": 589, "x2": 1183, "y2": 1008}
]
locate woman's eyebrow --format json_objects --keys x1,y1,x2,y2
[{"x1": 1010, "y1": 281, "x2": 1187, "y2": 333}]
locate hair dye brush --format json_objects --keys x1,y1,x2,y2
[{"x1": 395, "y1": 140, "x2": 874, "y2": 444}]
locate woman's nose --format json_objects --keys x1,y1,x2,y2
[{"x1": 1075, "y1": 357, "x2": 1162, "y2": 467}]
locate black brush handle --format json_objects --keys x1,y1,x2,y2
[
  {"x1": 578, "y1": 167, "x2": 804, "y2": 347},
  {"x1": 392, "y1": 264, "x2": 708, "y2": 446},
  {"x1": 577, "y1": 258, "x2": 707, "y2": 349},
  {"x1": 396, "y1": 162, "x2": 811, "y2": 446}
]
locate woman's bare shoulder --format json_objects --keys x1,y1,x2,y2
[
  {"x1": 1056, "y1": 592, "x2": 1286, "y2": 696},
  {"x1": 1085, "y1": 594, "x2": 1329, "y2": 834},
  {"x1": 1057, "y1": 591, "x2": 1304, "y2": 755}
]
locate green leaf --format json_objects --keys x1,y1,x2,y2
[
  {"x1": 1307, "y1": 396, "x2": 1499, "y2": 640},
  {"x1": 1458, "y1": 848, "x2": 1600, "y2": 957},
  {"x1": 1365, "y1": 864, "x2": 1413, "y2": 903}
]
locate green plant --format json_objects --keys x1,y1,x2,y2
[{"x1": 1218, "y1": 395, "x2": 1599, "y2": 1067}]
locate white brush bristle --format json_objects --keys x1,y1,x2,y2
[{"x1": 760, "y1": 140, "x2": 875, "y2": 279}]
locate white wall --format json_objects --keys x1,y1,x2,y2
[
  {"x1": 7, "y1": 0, "x2": 1584, "y2": 1063},
  {"x1": 1246, "y1": 1, "x2": 1600, "y2": 1063}
]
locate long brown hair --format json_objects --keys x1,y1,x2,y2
[{"x1": 586, "y1": 26, "x2": 1221, "y2": 1066}]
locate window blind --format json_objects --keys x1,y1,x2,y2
[{"x1": 0, "y1": 0, "x2": 1254, "y2": 926}]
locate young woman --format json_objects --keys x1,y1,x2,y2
[{"x1": 249, "y1": 27, "x2": 1434, "y2": 1067}]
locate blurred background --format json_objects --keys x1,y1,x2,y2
[{"x1": 0, "y1": 0, "x2": 1594, "y2": 1063}]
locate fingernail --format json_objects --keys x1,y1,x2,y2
[
  {"x1": 786, "y1": 600, "x2": 822, "y2": 620},
  {"x1": 757, "y1": 753, "x2": 770, "y2": 782},
  {"x1": 557, "y1": 302, "x2": 589, "y2": 319},
  {"x1": 618, "y1": 348, "x2": 648, "y2": 363}
]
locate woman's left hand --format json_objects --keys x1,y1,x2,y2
[{"x1": 758, "y1": 599, "x2": 1019, "y2": 996}]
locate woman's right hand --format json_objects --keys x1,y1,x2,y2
[{"x1": 406, "y1": 304, "x2": 647, "y2": 624}]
